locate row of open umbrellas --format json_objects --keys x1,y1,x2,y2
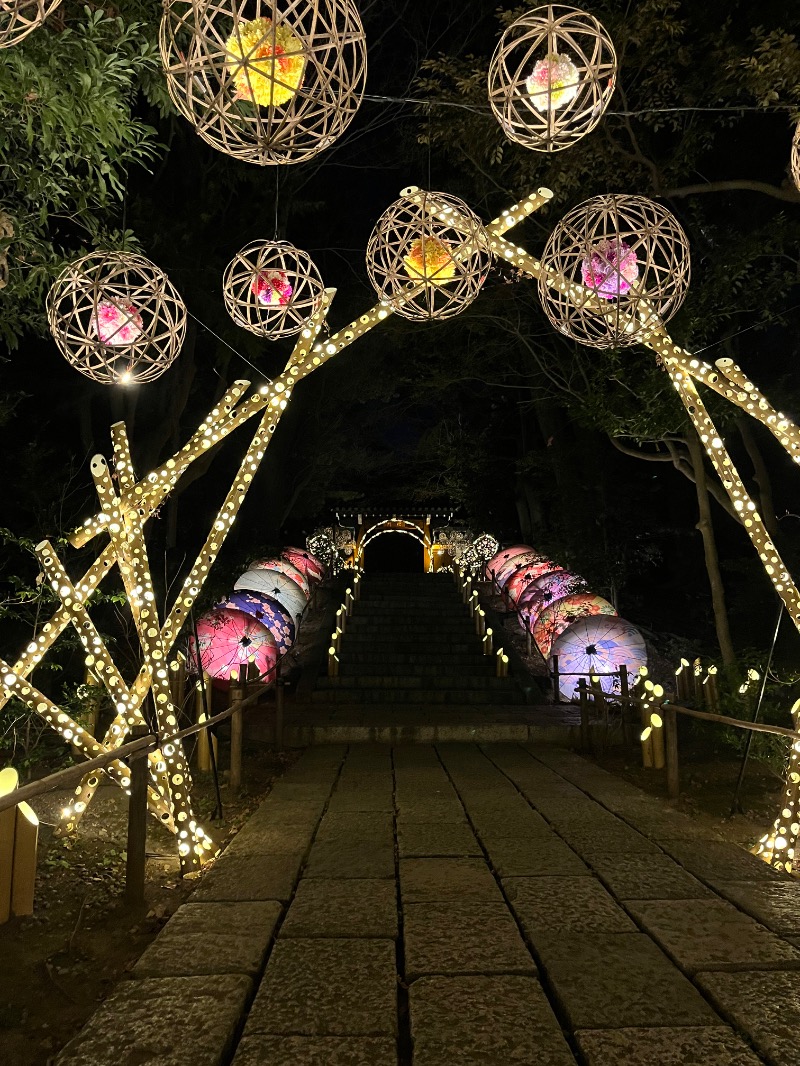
[
  {"x1": 188, "y1": 547, "x2": 325, "y2": 682},
  {"x1": 485, "y1": 544, "x2": 647, "y2": 701}
]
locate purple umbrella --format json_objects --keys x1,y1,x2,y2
[
  {"x1": 216, "y1": 590, "x2": 295, "y2": 654},
  {"x1": 551, "y1": 615, "x2": 647, "y2": 702}
]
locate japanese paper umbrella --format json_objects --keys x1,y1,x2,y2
[
  {"x1": 533, "y1": 593, "x2": 617, "y2": 658},
  {"x1": 216, "y1": 590, "x2": 295, "y2": 654},
  {"x1": 506, "y1": 559, "x2": 563, "y2": 603},
  {"x1": 485, "y1": 544, "x2": 533, "y2": 581},
  {"x1": 249, "y1": 556, "x2": 310, "y2": 597},
  {"x1": 234, "y1": 568, "x2": 307, "y2": 625},
  {"x1": 551, "y1": 615, "x2": 647, "y2": 702},
  {"x1": 188, "y1": 608, "x2": 278, "y2": 681},
  {"x1": 495, "y1": 551, "x2": 551, "y2": 589},
  {"x1": 282, "y1": 546, "x2": 325, "y2": 584}
]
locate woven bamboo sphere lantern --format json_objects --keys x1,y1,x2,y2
[
  {"x1": 0, "y1": 0, "x2": 62, "y2": 48},
  {"x1": 792, "y1": 119, "x2": 800, "y2": 192},
  {"x1": 366, "y1": 187, "x2": 492, "y2": 321},
  {"x1": 160, "y1": 0, "x2": 367, "y2": 166},
  {"x1": 222, "y1": 240, "x2": 324, "y2": 338},
  {"x1": 538, "y1": 194, "x2": 690, "y2": 348},
  {"x1": 47, "y1": 252, "x2": 187, "y2": 384},
  {"x1": 488, "y1": 5, "x2": 616, "y2": 153}
]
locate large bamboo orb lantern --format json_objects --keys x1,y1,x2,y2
[
  {"x1": 366, "y1": 187, "x2": 492, "y2": 321},
  {"x1": 0, "y1": 0, "x2": 62, "y2": 48},
  {"x1": 222, "y1": 240, "x2": 324, "y2": 338},
  {"x1": 47, "y1": 252, "x2": 187, "y2": 384},
  {"x1": 792, "y1": 119, "x2": 800, "y2": 192},
  {"x1": 160, "y1": 0, "x2": 367, "y2": 166},
  {"x1": 488, "y1": 5, "x2": 616, "y2": 153},
  {"x1": 538, "y1": 194, "x2": 690, "y2": 348}
]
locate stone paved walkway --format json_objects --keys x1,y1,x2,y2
[{"x1": 57, "y1": 744, "x2": 800, "y2": 1066}]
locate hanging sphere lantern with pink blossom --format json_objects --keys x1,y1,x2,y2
[{"x1": 223, "y1": 240, "x2": 325, "y2": 339}]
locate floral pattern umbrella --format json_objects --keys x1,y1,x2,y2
[
  {"x1": 485, "y1": 544, "x2": 533, "y2": 581},
  {"x1": 216, "y1": 590, "x2": 295, "y2": 654},
  {"x1": 249, "y1": 557, "x2": 310, "y2": 597},
  {"x1": 533, "y1": 592, "x2": 617, "y2": 658},
  {"x1": 282, "y1": 546, "x2": 325, "y2": 584},
  {"x1": 551, "y1": 615, "x2": 647, "y2": 702},
  {"x1": 518, "y1": 570, "x2": 587, "y2": 630},
  {"x1": 506, "y1": 559, "x2": 563, "y2": 603},
  {"x1": 494, "y1": 550, "x2": 551, "y2": 589},
  {"x1": 188, "y1": 608, "x2": 277, "y2": 681},
  {"x1": 234, "y1": 568, "x2": 307, "y2": 625}
]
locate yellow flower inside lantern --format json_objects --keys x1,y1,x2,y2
[
  {"x1": 225, "y1": 16, "x2": 305, "y2": 108},
  {"x1": 403, "y1": 236, "x2": 456, "y2": 285}
]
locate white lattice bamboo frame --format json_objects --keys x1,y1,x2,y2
[
  {"x1": 538, "y1": 194, "x2": 691, "y2": 348},
  {"x1": 159, "y1": 0, "x2": 367, "y2": 165},
  {"x1": 488, "y1": 4, "x2": 617, "y2": 153},
  {"x1": 0, "y1": 0, "x2": 61, "y2": 48},
  {"x1": 7, "y1": 181, "x2": 800, "y2": 875},
  {"x1": 792, "y1": 119, "x2": 800, "y2": 193},
  {"x1": 223, "y1": 239, "x2": 325, "y2": 338},
  {"x1": 47, "y1": 252, "x2": 187, "y2": 385},
  {"x1": 366, "y1": 187, "x2": 492, "y2": 320}
]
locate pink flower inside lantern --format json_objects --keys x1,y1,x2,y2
[
  {"x1": 525, "y1": 51, "x2": 580, "y2": 112},
  {"x1": 581, "y1": 239, "x2": 639, "y2": 300},
  {"x1": 251, "y1": 268, "x2": 293, "y2": 307},
  {"x1": 90, "y1": 299, "x2": 144, "y2": 346}
]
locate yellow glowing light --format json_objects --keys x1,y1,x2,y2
[
  {"x1": 225, "y1": 17, "x2": 305, "y2": 108},
  {"x1": 403, "y1": 236, "x2": 456, "y2": 285}
]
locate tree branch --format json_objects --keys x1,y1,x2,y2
[{"x1": 664, "y1": 180, "x2": 800, "y2": 204}]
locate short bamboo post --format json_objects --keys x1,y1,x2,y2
[
  {"x1": 578, "y1": 679, "x2": 590, "y2": 753},
  {"x1": 483, "y1": 628, "x2": 493, "y2": 656},
  {"x1": 462, "y1": 575, "x2": 471, "y2": 604},
  {"x1": 354, "y1": 574, "x2": 361, "y2": 601},
  {"x1": 639, "y1": 696, "x2": 654, "y2": 769},
  {"x1": 650, "y1": 706, "x2": 666, "y2": 770},
  {"x1": 11, "y1": 798, "x2": 38, "y2": 918},
  {"x1": 704, "y1": 665, "x2": 719, "y2": 713},
  {"x1": 470, "y1": 589, "x2": 480, "y2": 616},
  {"x1": 336, "y1": 606, "x2": 347, "y2": 635},
  {"x1": 496, "y1": 648, "x2": 508, "y2": 677},
  {"x1": 125, "y1": 725, "x2": 149, "y2": 908},
  {"x1": 229, "y1": 668, "x2": 244, "y2": 798},
  {"x1": 328, "y1": 648, "x2": 340, "y2": 677},
  {"x1": 552, "y1": 655, "x2": 561, "y2": 704},
  {"x1": 195, "y1": 672, "x2": 217, "y2": 772},
  {"x1": 664, "y1": 705, "x2": 680, "y2": 800},
  {"x1": 526, "y1": 626, "x2": 532, "y2": 658},
  {"x1": 275, "y1": 677, "x2": 285, "y2": 748},
  {"x1": 693, "y1": 658, "x2": 703, "y2": 704},
  {"x1": 345, "y1": 588, "x2": 353, "y2": 617},
  {"x1": 675, "y1": 659, "x2": 690, "y2": 701},
  {"x1": 0, "y1": 768, "x2": 18, "y2": 925},
  {"x1": 618, "y1": 664, "x2": 633, "y2": 748}
]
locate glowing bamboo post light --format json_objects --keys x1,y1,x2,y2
[
  {"x1": 483, "y1": 629, "x2": 493, "y2": 656},
  {"x1": 0, "y1": 768, "x2": 16, "y2": 924},
  {"x1": 11, "y1": 799, "x2": 37, "y2": 917}
]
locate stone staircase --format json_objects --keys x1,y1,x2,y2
[{"x1": 314, "y1": 572, "x2": 526, "y2": 707}]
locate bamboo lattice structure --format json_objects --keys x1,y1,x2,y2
[
  {"x1": 0, "y1": 0, "x2": 61, "y2": 48},
  {"x1": 223, "y1": 239, "x2": 325, "y2": 337},
  {"x1": 46, "y1": 252, "x2": 187, "y2": 385},
  {"x1": 159, "y1": 0, "x2": 367, "y2": 165},
  {"x1": 793, "y1": 119, "x2": 800, "y2": 193},
  {"x1": 487, "y1": 4, "x2": 617, "y2": 153},
  {"x1": 366, "y1": 187, "x2": 492, "y2": 320},
  {"x1": 6, "y1": 180, "x2": 800, "y2": 875}
]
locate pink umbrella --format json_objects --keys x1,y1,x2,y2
[
  {"x1": 188, "y1": 608, "x2": 278, "y2": 682},
  {"x1": 495, "y1": 551, "x2": 551, "y2": 589},
  {"x1": 485, "y1": 544, "x2": 533, "y2": 582},
  {"x1": 249, "y1": 557, "x2": 310, "y2": 597},
  {"x1": 234, "y1": 568, "x2": 307, "y2": 625},
  {"x1": 216, "y1": 590, "x2": 295, "y2": 654},
  {"x1": 506, "y1": 559, "x2": 563, "y2": 603},
  {"x1": 282, "y1": 546, "x2": 325, "y2": 584},
  {"x1": 533, "y1": 593, "x2": 617, "y2": 658},
  {"x1": 519, "y1": 571, "x2": 587, "y2": 630},
  {"x1": 551, "y1": 615, "x2": 647, "y2": 702}
]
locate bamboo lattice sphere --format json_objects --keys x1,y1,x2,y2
[
  {"x1": 792, "y1": 119, "x2": 800, "y2": 192},
  {"x1": 160, "y1": 0, "x2": 367, "y2": 166},
  {"x1": 366, "y1": 187, "x2": 492, "y2": 321},
  {"x1": 538, "y1": 194, "x2": 690, "y2": 348},
  {"x1": 0, "y1": 0, "x2": 62, "y2": 48},
  {"x1": 47, "y1": 252, "x2": 187, "y2": 384},
  {"x1": 488, "y1": 5, "x2": 616, "y2": 153},
  {"x1": 223, "y1": 240, "x2": 324, "y2": 338}
]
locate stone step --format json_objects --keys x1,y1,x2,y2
[
  {"x1": 339, "y1": 651, "x2": 488, "y2": 666},
  {"x1": 341, "y1": 636, "x2": 481, "y2": 651},
  {"x1": 318, "y1": 674, "x2": 509, "y2": 690},
  {"x1": 353, "y1": 604, "x2": 468, "y2": 616},
  {"x1": 310, "y1": 687, "x2": 526, "y2": 705},
  {"x1": 337, "y1": 663, "x2": 490, "y2": 677},
  {"x1": 346, "y1": 620, "x2": 477, "y2": 634}
]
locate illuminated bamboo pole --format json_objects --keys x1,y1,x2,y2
[
  {"x1": 90, "y1": 452, "x2": 211, "y2": 874},
  {"x1": 0, "y1": 768, "x2": 16, "y2": 925},
  {"x1": 11, "y1": 800, "x2": 38, "y2": 917}
]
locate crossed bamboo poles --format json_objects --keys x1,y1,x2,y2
[{"x1": 2, "y1": 184, "x2": 799, "y2": 870}]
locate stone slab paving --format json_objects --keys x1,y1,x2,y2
[{"x1": 55, "y1": 742, "x2": 800, "y2": 1065}]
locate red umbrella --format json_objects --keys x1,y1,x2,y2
[
  {"x1": 249, "y1": 557, "x2": 310, "y2": 597},
  {"x1": 485, "y1": 544, "x2": 533, "y2": 581},
  {"x1": 282, "y1": 546, "x2": 325, "y2": 584},
  {"x1": 506, "y1": 559, "x2": 563, "y2": 603},
  {"x1": 495, "y1": 551, "x2": 551, "y2": 589},
  {"x1": 519, "y1": 571, "x2": 586, "y2": 630},
  {"x1": 533, "y1": 593, "x2": 617, "y2": 658},
  {"x1": 188, "y1": 608, "x2": 277, "y2": 681}
]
